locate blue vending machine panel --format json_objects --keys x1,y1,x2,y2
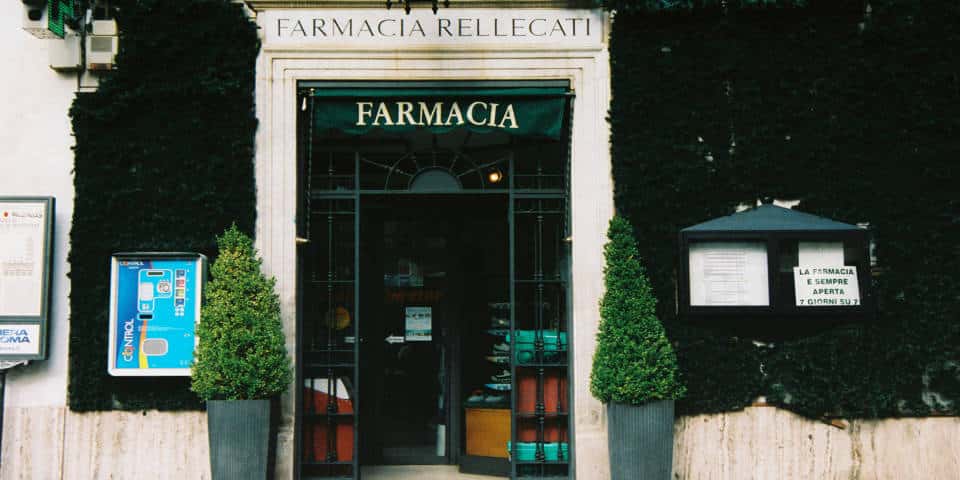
[{"x1": 108, "y1": 254, "x2": 206, "y2": 376}]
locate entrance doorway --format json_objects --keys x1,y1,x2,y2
[
  {"x1": 297, "y1": 81, "x2": 572, "y2": 480},
  {"x1": 359, "y1": 195, "x2": 508, "y2": 466}
]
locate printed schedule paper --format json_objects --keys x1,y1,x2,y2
[
  {"x1": 0, "y1": 202, "x2": 47, "y2": 317},
  {"x1": 405, "y1": 306, "x2": 432, "y2": 342},
  {"x1": 689, "y1": 242, "x2": 769, "y2": 306}
]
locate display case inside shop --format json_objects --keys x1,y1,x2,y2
[{"x1": 462, "y1": 301, "x2": 512, "y2": 474}]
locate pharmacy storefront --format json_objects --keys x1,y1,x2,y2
[{"x1": 252, "y1": 5, "x2": 612, "y2": 479}]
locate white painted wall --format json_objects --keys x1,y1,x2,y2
[
  {"x1": 0, "y1": 4, "x2": 75, "y2": 477},
  {"x1": 0, "y1": 10, "x2": 213, "y2": 480},
  {"x1": 0, "y1": 4, "x2": 76, "y2": 478},
  {"x1": 0, "y1": 3, "x2": 75, "y2": 409}
]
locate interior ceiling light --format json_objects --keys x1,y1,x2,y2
[{"x1": 488, "y1": 169, "x2": 504, "y2": 184}]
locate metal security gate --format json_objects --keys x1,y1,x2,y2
[
  {"x1": 297, "y1": 81, "x2": 572, "y2": 480},
  {"x1": 298, "y1": 150, "x2": 360, "y2": 478},
  {"x1": 509, "y1": 195, "x2": 570, "y2": 479}
]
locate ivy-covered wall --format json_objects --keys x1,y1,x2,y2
[
  {"x1": 68, "y1": 0, "x2": 259, "y2": 411},
  {"x1": 600, "y1": 0, "x2": 857, "y2": 14},
  {"x1": 64, "y1": 0, "x2": 958, "y2": 418},
  {"x1": 610, "y1": 2, "x2": 959, "y2": 418}
]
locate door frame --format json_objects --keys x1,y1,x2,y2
[
  {"x1": 260, "y1": 42, "x2": 615, "y2": 477},
  {"x1": 295, "y1": 81, "x2": 576, "y2": 479}
]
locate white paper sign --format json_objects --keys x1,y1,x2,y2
[
  {"x1": 0, "y1": 202, "x2": 47, "y2": 317},
  {"x1": 405, "y1": 306, "x2": 432, "y2": 342},
  {"x1": 261, "y1": 9, "x2": 604, "y2": 49},
  {"x1": 0, "y1": 324, "x2": 40, "y2": 355},
  {"x1": 798, "y1": 241, "x2": 844, "y2": 266},
  {"x1": 794, "y1": 266, "x2": 861, "y2": 306},
  {"x1": 689, "y1": 242, "x2": 769, "y2": 306}
]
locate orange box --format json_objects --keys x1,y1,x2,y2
[{"x1": 466, "y1": 408, "x2": 511, "y2": 458}]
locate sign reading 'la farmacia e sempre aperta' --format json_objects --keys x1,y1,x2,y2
[{"x1": 793, "y1": 266, "x2": 861, "y2": 307}]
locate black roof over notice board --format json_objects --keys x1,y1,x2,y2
[{"x1": 682, "y1": 204, "x2": 862, "y2": 232}]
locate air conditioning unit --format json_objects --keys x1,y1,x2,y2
[
  {"x1": 86, "y1": 19, "x2": 118, "y2": 71},
  {"x1": 49, "y1": 29, "x2": 82, "y2": 71}
]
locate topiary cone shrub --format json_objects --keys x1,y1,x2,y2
[
  {"x1": 191, "y1": 225, "x2": 292, "y2": 401},
  {"x1": 590, "y1": 216, "x2": 685, "y2": 405}
]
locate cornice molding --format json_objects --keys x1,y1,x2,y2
[{"x1": 244, "y1": 0, "x2": 594, "y2": 11}]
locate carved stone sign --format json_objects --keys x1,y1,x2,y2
[{"x1": 261, "y1": 9, "x2": 604, "y2": 48}]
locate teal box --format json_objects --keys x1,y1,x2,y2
[
  {"x1": 508, "y1": 441, "x2": 569, "y2": 462},
  {"x1": 507, "y1": 330, "x2": 568, "y2": 363},
  {"x1": 507, "y1": 441, "x2": 537, "y2": 462},
  {"x1": 543, "y1": 442, "x2": 569, "y2": 461}
]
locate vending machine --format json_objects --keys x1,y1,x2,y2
[{"x1": 107, "y1": 252, "x2": 206, "y2": 376}]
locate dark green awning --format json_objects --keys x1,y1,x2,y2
[{"x1": 308, "y1": 87, "x2": 568, "y2": 139}]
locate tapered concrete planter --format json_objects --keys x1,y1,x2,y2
[
  {"x1": 607, "y1": 400, "x2": 675, "y2": 480},
  {"x1": 207, "y1": 399, "x2": 271, "y2": 480}
]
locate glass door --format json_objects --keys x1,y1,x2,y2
[{"x1": 359, "y1": 198, "x2": 453, "y2": 465}]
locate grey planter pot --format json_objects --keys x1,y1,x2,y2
[
  {"x1": 207, "y1": 399, "x2": 271, "y2": 480},
  {"x1": 607, "y1": 400, "x2": 675, "y2": 480}
]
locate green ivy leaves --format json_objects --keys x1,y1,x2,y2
[
  {"x1": 610, "y1": 5, "x2": 960, "y2": 418},
  {"x1": 191, "y1": 226, "x2": 292, "y2": 401},
  {"x1": 68, "y1": 0, "x2": 259, "y2": 411},
  {"x1": 590, "y1": 217, "x2": 686, "y2": 405}
]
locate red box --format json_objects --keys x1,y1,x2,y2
[
  {"x1": 304, "y1": 378, "x2": 354, "y2": 462},
  {"x1": 304, "y1": 378, "x2": 353, "y2": 414},
  {"x1": 307, "y1": 421, "x2": 354, "y2": 462},
  {"x1": 518, "y1": 371, "x2": 568, "y2": 414},
  {"x1": 517, "y1": 419, "x2": 565, "y2": 442}
]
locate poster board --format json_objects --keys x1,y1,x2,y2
[
  {"x1": 688, "y1": 242, "x2": 769, "y2": 306},
  {"x1": 405, "y1": 306, "x2": 432, "y2": 342},
  {"x1": 0, "y1": 197, "x2": 54, "y2": 361},
  {"x1": 108, "y1": 253, "x2": 206, "y2": 376}
]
